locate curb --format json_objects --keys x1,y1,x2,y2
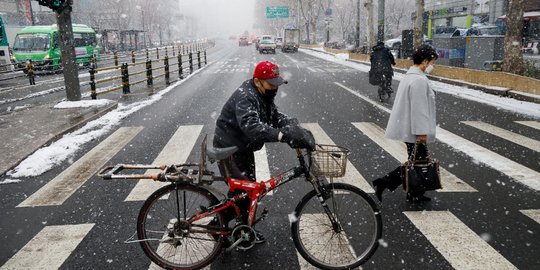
[{"x1": 0, "y1": 102, "x2": 118, "y2": 177}]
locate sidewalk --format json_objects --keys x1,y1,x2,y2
[
  {"x1": 304, "y1": 47, "x2": 540, "y2": 104},
  {"x1": 0, "y1": 100, "x2": 117, "y2": 176}
]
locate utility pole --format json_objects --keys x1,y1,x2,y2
[
  {"x1": 356, "y1": 0, "x2": 360, "y2": 49},
  {"x1": 365, "y1": 0, "x2": 375, "y2": 49},
  {"x1": 413, "y1": 0, "x2": 424, "y2": 49},
  {"x1": 56, "y1": 3, "x2": 81, "y2": 101},
  {"x1": 377, "y1": 0, "x2": 385, "y2": 43},
  {"x1": 37, "y1": 0, "x2": 80, "y2": 101}
]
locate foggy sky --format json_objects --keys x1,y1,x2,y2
[{"x1": 179, "y1": 0, "x2": 255, "y2": 37}]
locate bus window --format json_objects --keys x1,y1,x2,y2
[
  {"x1": 73, "y1": 33, "x2": 97, "y2": 47},
  {"x1": 13, "y1": 33, "x2": 50, "y2": 51}
]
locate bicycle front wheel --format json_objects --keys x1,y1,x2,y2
[
  {"x1": 291, "y1": 183, "x2": 382, "y2": 270},
  {"x1": 137, "y1": 183, "x2": 225, "y2": 270}
]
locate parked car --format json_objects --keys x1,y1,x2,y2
[
  {"x1": 384, "y1": 34, "x2": 429, "y2": 50},
  {"x1": 275, "y1": 37, "x2": 283, "y2": 48},
  {"x1": 466, "y1": 25, "x2": 502, "y2": 36},
  {"x1": 238, "y1": 36, "x2": 249, "y2": 46},
  {"x1": 258, "y1": 39, "x2": 276, "y2": 54},
  {"x1": 452, "y1": 28, "x2": 468, "y2": 37}
]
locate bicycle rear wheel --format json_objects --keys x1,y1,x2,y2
[
  {"x1": 291, "y1": 183, "x2": 382, "y2": 270},
  {"x1": 137, "y1": 183, "x2": 225, "y2": 270}
]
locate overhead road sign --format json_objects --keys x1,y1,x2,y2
[{"x1": 266, "y1": 6, "x2": 289, "y2": 19}]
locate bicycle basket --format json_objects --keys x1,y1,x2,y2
[{"x1": 310, "y1": 144, "x2": 349, "y2": 178}]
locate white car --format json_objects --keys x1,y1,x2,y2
[
  {"x1": 384, "y1": 34, "x2": 429, "y2": 50},
  {"x1": 258, "y1": 39, "x2": 276, "y2": 54}
]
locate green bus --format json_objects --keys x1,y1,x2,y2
[
  {"x1": 11, "y1": 24, "x2": 99, "y2": 70},
  {"x1": 0, "y1": 15, "x2": 12, "y2": 72}
]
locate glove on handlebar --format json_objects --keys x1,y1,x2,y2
[{"x1": 280, "y1": 124, "x2": 316, "y2": 151}]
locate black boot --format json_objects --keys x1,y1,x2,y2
[
  {"x1": 406, "y1": 193, "x2": 431, "y2": 202},
  {"x1": 372, "y1": 178, "x2": 386, "y2": 202}
]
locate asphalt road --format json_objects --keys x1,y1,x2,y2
[{"x1": 0, "y1": 40, "x2": 539, "y2": 269}]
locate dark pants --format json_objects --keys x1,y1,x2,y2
[
  {"x1": 378, "y1": 143, "x2": 428, "y2": 194},
  {"x1": 217, "y1": 150, "x2": 256, "y2": 224}
]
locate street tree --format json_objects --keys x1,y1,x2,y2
[
  {"x1": 413, "y1": 0, "x2": 424, "y2": 49},
  {"x1": 298, "y1": 0, "x2": 324, "y2": 44},
  {"x1": 503, "y1": 0, "x2": 525, "y2": 75},
  {"x1": 384, "y1": 0, "x2": 415, "y2": 38}
]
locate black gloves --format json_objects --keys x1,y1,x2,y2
[{"x1": 280, "y1": 124, "x2": 316, "y2": 151}]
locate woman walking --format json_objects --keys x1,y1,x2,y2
[{"x1": 372, "y1": 44, "x2": 439, "y2": 202}]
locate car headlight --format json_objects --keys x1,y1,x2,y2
[{"x1": 43, "y1": 54, "x2": 50, "y2": 60}]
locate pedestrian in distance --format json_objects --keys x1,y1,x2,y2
[
  {"x1": 369, "y1": 41, "x2": 396, "y2": 102},
  {"x1": 372, "y1": 44, "x2": 439, "y2": 203},
  {"x1": 212, "y1": 60, "x2": 316, "y2": 243}
]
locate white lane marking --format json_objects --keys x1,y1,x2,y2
[
  {"x1": 306, "y1": 67, "x2": 317, "y2": 72},
  {"x1": 404, "y1": 211, "x2": 517, "y2": 270},
  {"x1": 301, "y1": 123, "x2": 374, "y2": 193},
  {"x1": 296, "y1": 213, "x2": 357, "y2": 269},
  {"x1": 0, "y1": 223, "x2": 95, "y2": 270},
  {"x1": 520, "y1": 209, "x2": 540, "y2": 224},
  {"x1": 437, "y1": 127, "x2": 540, "y2": 191},
  {"x1": 17, "y1": 127, "x2": 143, "y2": 207},
  {"x1": 255, "y1": 145, "x2": 273, "y2": 195},
  {"x1": 352, "y1": 122, "x2": 477, "y2": 192},
  {"x1": 125, "y1": 125, "x2": 203, "y2": 201},
  {"x1": 283, "y1": 54, "x2": 299, "y2": 63},
  {"x1": 515, "y1": 121, "x2": 540, "y2": 130},
  {"x1": 335, "y1": 82, "x2": 540, "y2": 191},
  {"x1": 334, "y1": 82, "x2": 391, "y2": 113},
  {"x1": 462, "y1": 121, "x2": 540, "y2": 152}
]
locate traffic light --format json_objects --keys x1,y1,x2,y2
[{"x1": 36, "y1": 0, "x2": 67, "y2": 12}]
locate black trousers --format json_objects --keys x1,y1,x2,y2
[
  {"x1": 378, "y1": 142, "x2": 428, "y2": 194},
  {"x1": 217, "y1": 150, "x2": 256, "y2": 224}
]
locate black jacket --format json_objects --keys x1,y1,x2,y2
[
  {"x1": 213, "y1": 79, "x2": 293, "y2": 152},
  {"x1": 370, "y1": 43, "x2": 395, "y2": 75}
]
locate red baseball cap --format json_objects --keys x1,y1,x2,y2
[{"x1": 253, "y1": 61, "x2": 288, "y2": 86}]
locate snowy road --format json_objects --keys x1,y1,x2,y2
[{"x1": 0, "y1": 40, "x2": 539, "y2": 269}]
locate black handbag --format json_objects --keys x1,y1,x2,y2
[
  {"x1": 401, "y1": 144, "x2": 442, "y2": 193},
  {"x1": 368, "y1": 70, "x2": 381, "y2": 86}
]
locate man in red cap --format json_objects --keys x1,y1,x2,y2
[{"x1": 213, "y1": 61, "x2": 315, "y2": 243}]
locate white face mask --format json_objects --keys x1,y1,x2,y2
[{"x1": 425, "y1": 65, "x2": 434, "y2": 74}]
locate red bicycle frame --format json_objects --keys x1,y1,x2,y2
[{"x1": 187, "y1": 163, "x2": 305, "y2": 230}]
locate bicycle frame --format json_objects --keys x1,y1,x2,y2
[{"x1": 188, "y1": 149, "x2": 309, "y2": 229}]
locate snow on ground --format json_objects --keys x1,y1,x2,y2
[
  {"x1": 6, "y1": 66, "x2": 208, "y2": 179},
  {"x1": 54, "y1": 99, "x2": 115, "y2": 109},
  {"x1": 299, "y1": 48, "x2": 540, "y2": 119}
]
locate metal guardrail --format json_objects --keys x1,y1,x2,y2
[
  {"x1": 89, "y1": 43, "x2": 209, "y2": 99},
  {"x1": 0, "y1": 41, "x2": 211, "y2": 87}
]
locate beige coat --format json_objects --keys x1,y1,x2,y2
[{"x1": 385, "y1": 66, "x2": 437, "y2": 143}]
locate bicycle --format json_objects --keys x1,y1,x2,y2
[{"x1": 99, "y1": 136, "x2": 382, "y2": 270}]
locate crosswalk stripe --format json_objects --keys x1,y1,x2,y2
[
  {"x1": 125, "y1": 125, "x2": 203, "y2": 201},
  {"x1": 437, "y1": 127, "x2": 540, "y2": 191},
  {"x1": 520, "y1": 209, "x2": 540, "y2": 224},
  {"x1": 404, "y1": 211, "x2": 517, "y2": 269},
  {"x1": 515, "y1": 121, "x2": 540, "y2": 130},
  {"x1": 17, "y1": 127, "x2": 143, "y2": 207},
  {"x1": 255, "y1": 145, "x2": 273, "y2": 195},
  {"x1": 462, "y1": 121, "x2": 540, "y2": 152},
  {"x1": 335, "y1": 82, "x2": 540, "y2": 191},
  {"x1": 352, "y1": 122, "x2": 477, "y2": 192},
  {"x1": 306, "y1": 67, "x2": 317, "y2": 72},
  {"x1": 0, "y1": 223, "x2": 95, "y2": 270},
  {"x1": 301, "y1": 123, "x2": 374, "y2": 193}
]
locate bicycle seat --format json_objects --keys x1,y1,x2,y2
[{"x1": 207, "y1": 146, "x2": 239, "y2": 161}]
